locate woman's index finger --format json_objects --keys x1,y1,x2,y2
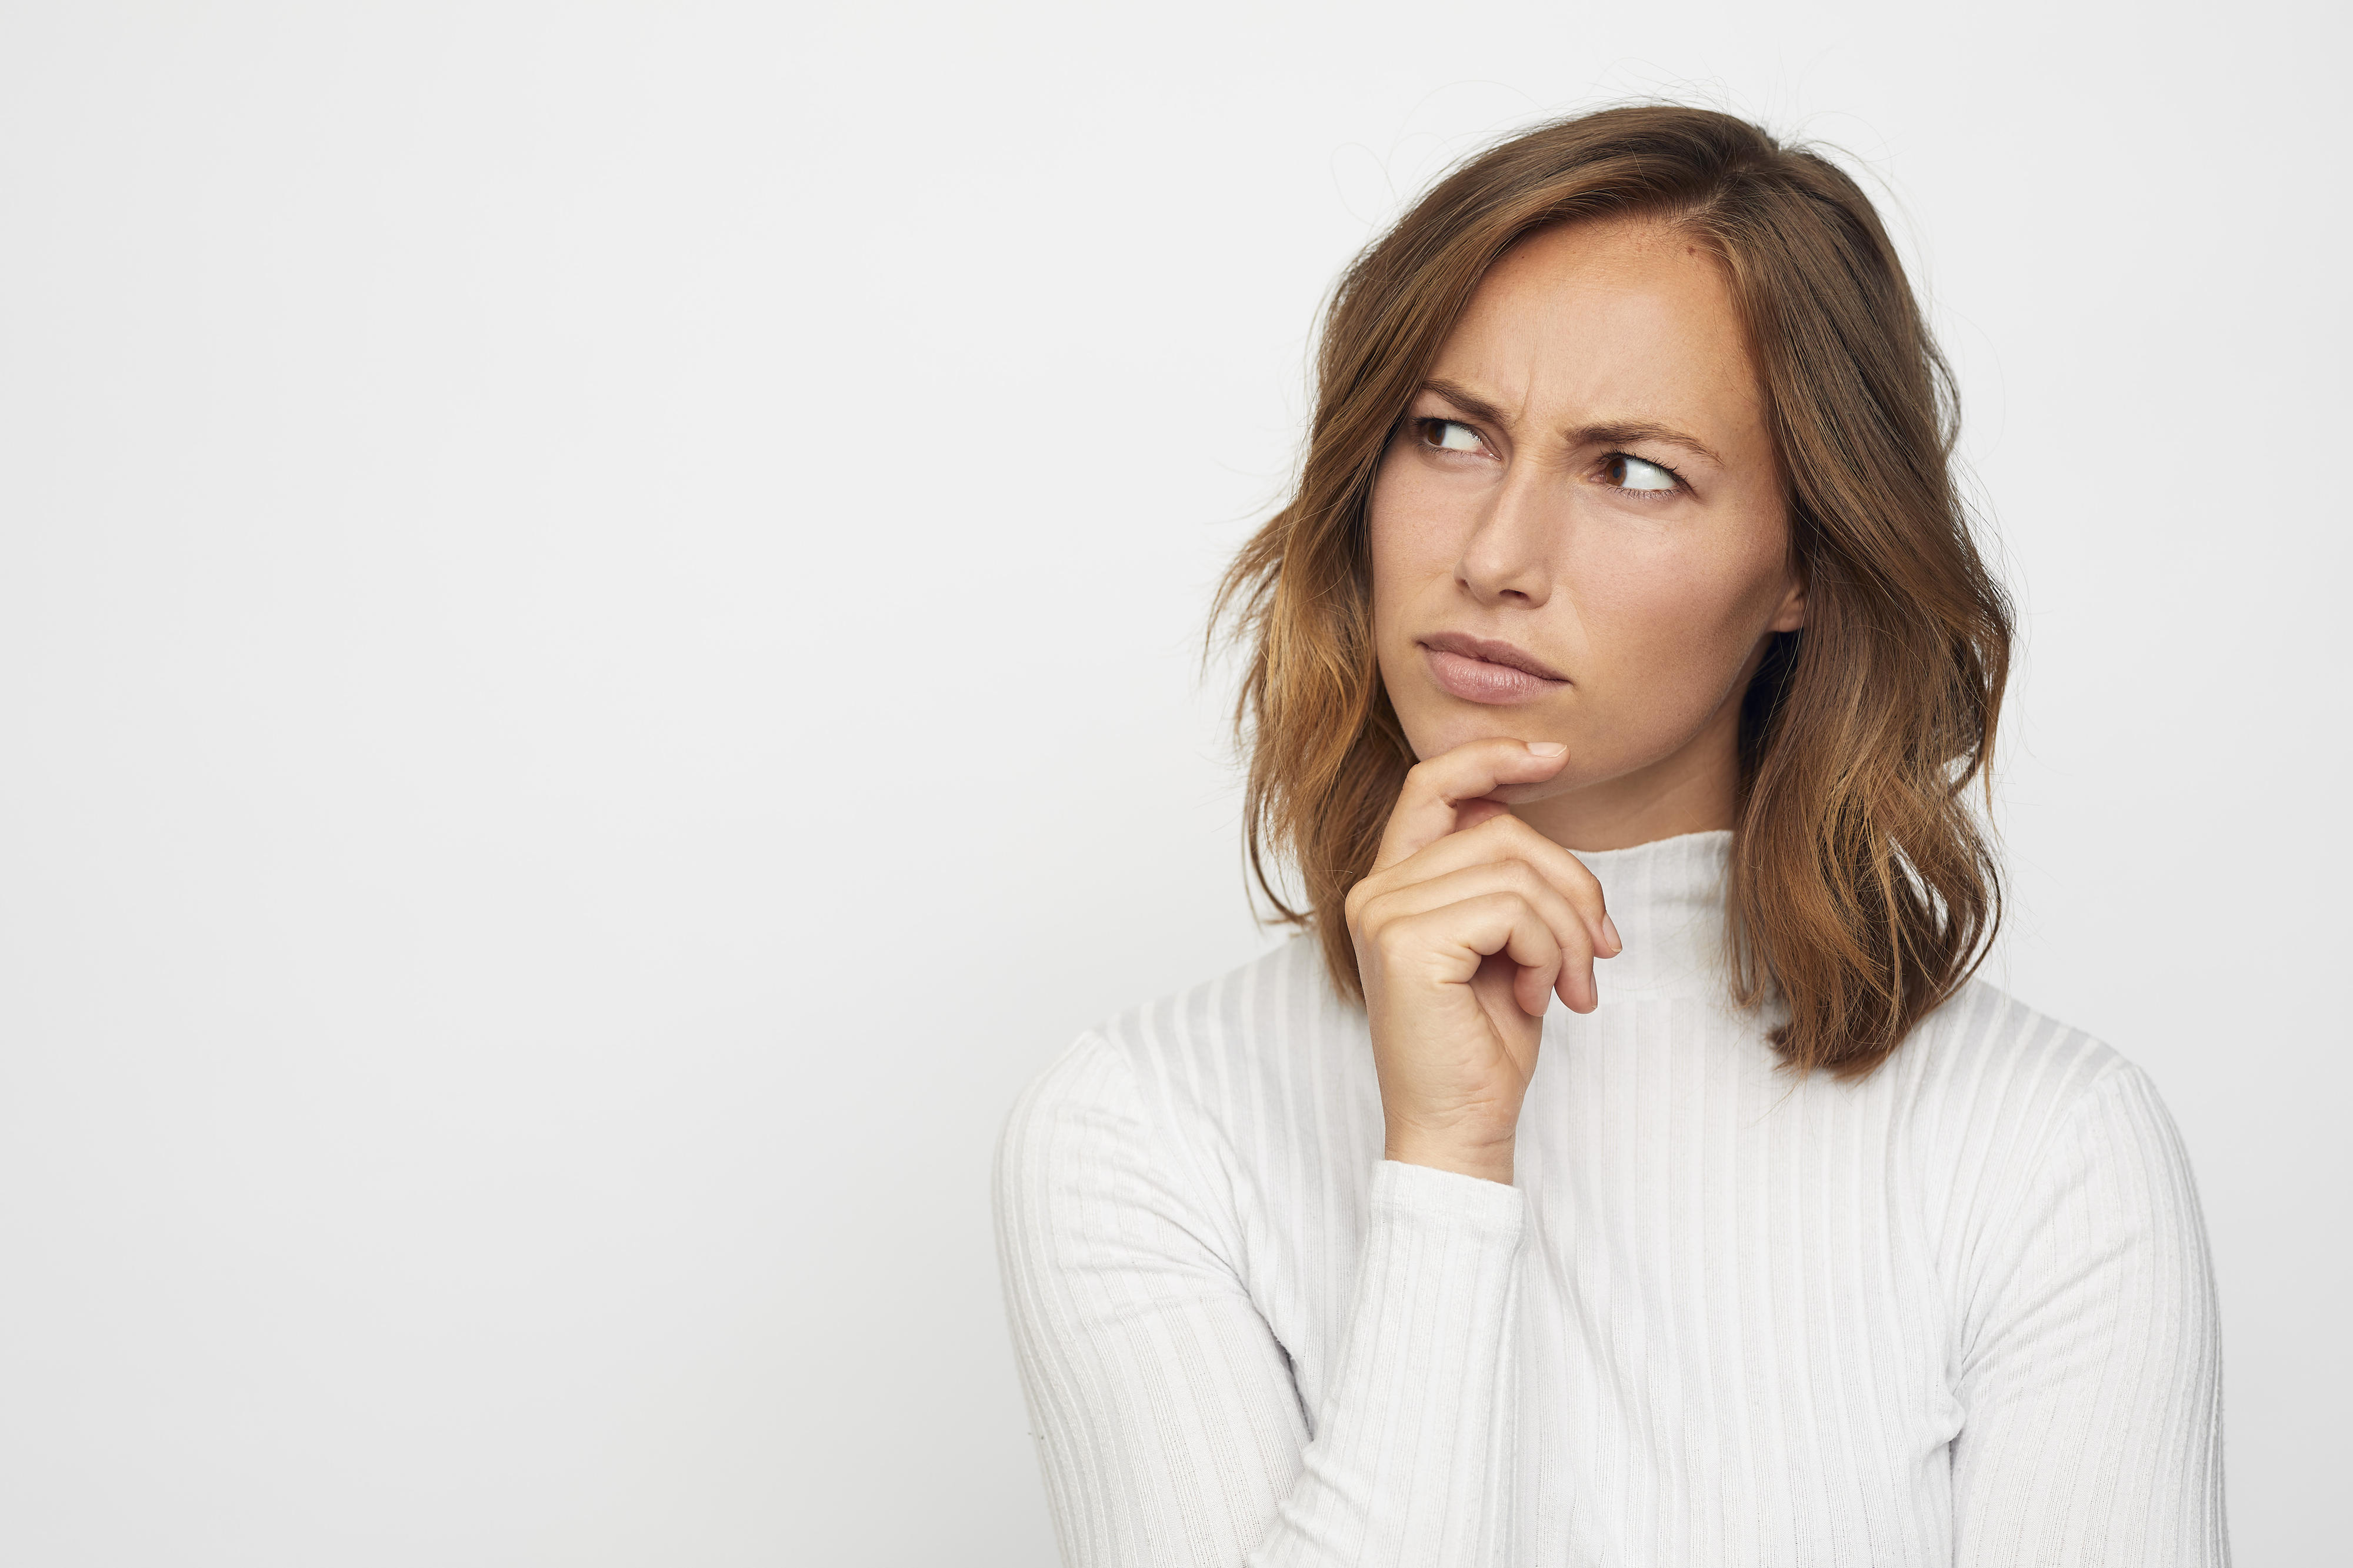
[{"x1": 1372, "y1": 738, "x2": 1570, "y2": 869}]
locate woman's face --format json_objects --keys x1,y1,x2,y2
[{"x1": 1367, "y1": 216, "x2": 1805, "y2": 847}]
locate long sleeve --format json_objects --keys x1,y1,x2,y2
[
  {"x1": 1948, "y1": 1062, "x2": 2228, "y2": 1564},
  {"x1": 994, "y1": 1032, "x2": 1526, "y2": 1568}
]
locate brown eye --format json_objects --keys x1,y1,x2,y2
[
  {"x1": 1604, "y1": 453, "x2": 1678, "y2": 492},
  {"x1": 1424, "y1": 419, "x2": 1482, "y2": 453}
]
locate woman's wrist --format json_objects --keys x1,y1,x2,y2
[{"x1": 1384, "y1": 1131, "x2": 1516, "y2": 1186}]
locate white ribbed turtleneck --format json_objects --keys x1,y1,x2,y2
[{"x1": 993, "y1": 831, "x2": 2226, "y2": 1566}]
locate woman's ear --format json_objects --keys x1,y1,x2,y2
[{"x1": 1767, "y1": 571, "x2": 1808, "y2": 634}]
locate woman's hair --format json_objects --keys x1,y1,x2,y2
[{"x1": 1213, "y1": 104, "x2": 2012, "y2": 1079}]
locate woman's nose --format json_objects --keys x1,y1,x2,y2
[{"x1": 1454, "y1": 467, "x2": 1557, "y2": 606}]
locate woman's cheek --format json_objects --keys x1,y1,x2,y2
[{"x1": 1579, "y1": 589, "x2": 1751, "y2": 750}]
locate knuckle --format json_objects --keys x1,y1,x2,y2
[
  {"x1": 1495, "y1": 890, "x2": 1551, "y2": 933},
  {"x1": 1500, "y1": 858, "x2": 1546, "y2": 895}
]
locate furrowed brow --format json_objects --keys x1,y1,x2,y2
[
  {"x1": 1415, "y1": 379, "x2": 1513, "y2": 430},
  {"x1": 1571, "y1": 421, "x2": 1725, "y2": 468},
  {"x1": 1414, "y1": 382, "x2": 1725, "y2": 469}
]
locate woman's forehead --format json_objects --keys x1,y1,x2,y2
[{"x1": 1431, "y1": 220, "x2": 1766, "y2": 451}]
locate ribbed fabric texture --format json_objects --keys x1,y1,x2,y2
[{"x1": 994, "y1": 831, "x2": 2227, "y2": 1566}]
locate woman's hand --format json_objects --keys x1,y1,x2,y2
[{"x1": 1344, "y1": 738, "x2": 1619, "y2": 1185}]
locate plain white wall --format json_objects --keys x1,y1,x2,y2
[{"x1": 1, "y1": 2, "x2": 2342, "y2": 1562}]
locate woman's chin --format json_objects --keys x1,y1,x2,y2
[
  {"x1": 1410, "y1": 718, "x2": 1579, "y2": 777},
  {"x1": 1484, "y1": 775, "x2": 1580, "y2": 806}
]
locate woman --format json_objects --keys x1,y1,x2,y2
[{"x1": 994, "y1": 106, "x2": 2225, "y2": 1566}]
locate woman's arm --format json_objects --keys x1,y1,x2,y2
[
  {"x1": 1949, "y1": 1062, "x2": 2228, "y2": 1564},
  {"x1": 995, "y1": 1033, "x2": 1526, "y2": 1568},
  {"x1": 996, "y1": 739, "x2": 1611, "y2": 1565}
]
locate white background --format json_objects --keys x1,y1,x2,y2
[{"x1": 1, "y1": 2, "x2": 2343, "y2": 1563}]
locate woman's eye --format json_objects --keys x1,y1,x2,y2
[
  {"x1": 1424, "y1": 419, "x2": 1483, "y2": 453},
  {"x1": 1604, "y1": 453, "x2": 1679, "y2": 492}
]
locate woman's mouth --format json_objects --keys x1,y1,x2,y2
[{"x1": 1418, "y1": 633, "x2": 1569, "y2": 705}]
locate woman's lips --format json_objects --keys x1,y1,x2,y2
[{"x1": 1420, "y1": 638, "x2": 1569, "y2": 705}]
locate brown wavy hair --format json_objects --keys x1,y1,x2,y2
[{"x1": 1212, "y1": 105, "x2": 2012, "y2": 1079}]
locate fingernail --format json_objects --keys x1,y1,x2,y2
[
  {"x1": 1526, "y1": 741, "x2": 1566, "y2": 757},
  {"x1": 1601, "y1": 913, "x2": 1622, "y2": 955}
]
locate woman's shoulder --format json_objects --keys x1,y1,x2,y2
[
  {"x1": 1886, "y1": 981, "x2": 2215, "y2": 1381},
  {"x1": 996, "y1": 934, "x2": 1378, "y2": 1250},
  {"x1": 1882, "y1": 977, "x2": 2192, "y2": 1226},
  {"x1": 1002, "y1": 934, "x2": 1376, "y2": 1170},
  {"x1": 1891, "y1": 976, "x2": 2129, "y2": 1107},
  {"x1": 1889, "y1": 976, "x2": 2156, "y2": 1117}
]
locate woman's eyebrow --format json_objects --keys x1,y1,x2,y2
[
  {"x1": 1418, "y1": 378, "x2": 1512, "y2": 429},
  {"x1": 1417, "y1": 381, "x2": 1724, "y2": 468},
  {"x1": 1569, "y1": 420, "x2": 1724, "y2": 467}
]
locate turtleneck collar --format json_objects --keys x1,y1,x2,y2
[{"x1": 1572, "y1": 829, "x2": 1733, "y2": 1003}]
